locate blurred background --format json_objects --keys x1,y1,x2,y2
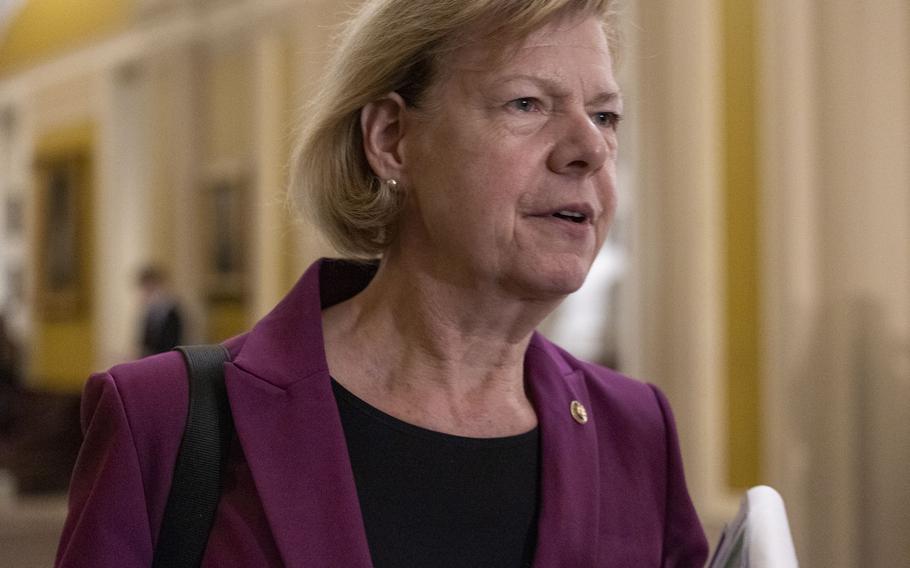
[{"x1": 0, "y1": 0, "x2": 908, "y2": 566}]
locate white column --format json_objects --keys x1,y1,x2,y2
[
  {"x1": 95, "y1": 62, "x2": 155, "y2": 366},
  {"x1": 288, "y1": 2, "x2": 339, "y2": 272},
  {"x1": 759, "y1": 0, "x2": 910, "y2": 565},
  {"x1": 757, "y1": 0, "x2": 822, "y2": 562},
  {"x1": 633, "y1": 0, "x2": 732, "y2": 533},
  {"x1": 251, "y1": 31, "x2": 288, "y2": 318},
  {"x1": 167, "y1": 46, "x2": 205, "y2": 343},
  {"x1": 815, "y1": 2, "x2": 910, "y2": 566},
  {"x1": 10, "y1": 97, "x2": 35, "y2": 351},
  {"x1": 0, "y1": 109, "x2": 13, "y2": 309}
]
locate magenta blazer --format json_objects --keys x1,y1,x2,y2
[{"x1": 56, "y1": 259, "x2": 707, "y2": 567}]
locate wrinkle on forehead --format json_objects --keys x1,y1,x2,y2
[
  {"x1": 411, "y1": 15, "x2": 616, "y2": 117},
  {"x1": 459, "y1": 20, "x2": 615, "y2": 93},
  {"x1": 457, "y1": 14, "x2": 609, "y2": 69}
]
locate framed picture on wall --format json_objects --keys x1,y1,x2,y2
[
  {"x1": 34, "y1": 153, "x2": 89, "y2": 320},
  {"x1": 4, "y1": 194, "x2": 23, "y2": 238},
  {"x1": 6, "y1": 263, "x2": 24, "y2": 309},
  {"x1": 203, "y1": 174, "x2": 248, "y2": 301}
]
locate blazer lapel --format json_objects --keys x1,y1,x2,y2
[
  {"x1": 526, "y1": 334, "x2": 601, "y2": 566},
  {"x1": 224, "y1": 260, "x2": 374, "y2": 567}
]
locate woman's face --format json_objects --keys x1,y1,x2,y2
[{"x1": 398, "y1": 15, "x2": 621, "y2": 300}]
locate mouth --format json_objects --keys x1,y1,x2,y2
[
  {"x1": 551, "y1": 210, "x2": 588, "y2": 224},
  {"x1": 540, "y1": 203, "x2": 596, "y2": 226}
]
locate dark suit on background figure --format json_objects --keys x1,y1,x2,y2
[
  {"x1": 140, "y1": 294, "x2": 183, "y2": 356},
  {"x1": 0, "y1": 314, "x2": 20, "y2": 433},
  {"x1": 136, "y1": 265, "x2": 183, "y2": 357}
]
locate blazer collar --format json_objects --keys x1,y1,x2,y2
[
  {"x1": 226, "y1": 259, "x2": 377, "y2": 566},
  {"x1": 225, "y1": 259, "x2": 600, "y2": 566},
  {"x1": 232, "y1": 258, "x2": 378, "y2": 389}
]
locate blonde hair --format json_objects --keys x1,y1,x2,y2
[{"x1": 291, "y1": 0, "x2": 619, "y2": 258}]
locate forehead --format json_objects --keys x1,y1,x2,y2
[{"x1": 442, "y1": 15, "x2": 617, "y2": 91}]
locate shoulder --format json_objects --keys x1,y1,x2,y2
[
  {"x1": 100, "y1": 335, "x2": 246, "y2": 399},
  {"x1": 71, "y1": 336, "x2": 249, "y2": 546},
  {"x1": 98, "y1": 333, "x2": 246, "y2": 415},
  {"x1": 530, "y1": 334, "x2": 675, "y2": 462},
  {"x1": 532, "y1": 335, "x2": 666, "y2": 421},
  {"x1": 82, "y1": 335, "x2": 248, "y2": 488},
  {"x1": 78, "y1": 352, "x2": 186, "y2": 517},
  {"x1": 532, "y1": 335, "x2": 707, "y2": 562},
  {"x1": 99, "y1": 351, "x2": 186, "y2": 410}
]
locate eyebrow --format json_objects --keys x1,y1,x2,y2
[
  {"x1": 496, "y1": 74, "x2": 622, "y2": 105},
  {"x1": 589, "y1": 91, "x2": 622, "y2": 106}
]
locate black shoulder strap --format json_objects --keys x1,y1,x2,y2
[{"x1": 153, "y1": 344, "x2": 233, "y2": 568}]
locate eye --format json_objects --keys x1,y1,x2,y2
[
  {"x1": 593, "y1": 111, "x2": 622, "y2": 130},
  {"x1": 508, "y1": 97, "x2": 541, "y2": 113}
]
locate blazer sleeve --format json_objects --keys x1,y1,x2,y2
[
  {"x1": 55, "y1": 372, "x2": 155, "y2": 567},
  {"x1": 648, "y1": 384, "x2": 709, "y2": 567}
]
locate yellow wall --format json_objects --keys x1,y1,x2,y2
[
  {"x1": 30, "y1": 123, "x2": 96, "y2": 392},
  {"x1": 207, "y1": 301, "x2": 249, "y2": 343},
  {"x1": 205, "y1": 48, "x2": 253, "y2": 164},
  {"x1": 33, "y1": 321, "x2": 95, "y2": 390},
  {"x1": 202, "y1": 47, "x2": 254, "y2": 334},
  {"x1": 722, "y1": 0, "x2": 762, "y2": 489},
  {"x1": 0, "y1": 0, "x2": 132, "y2": 77}
]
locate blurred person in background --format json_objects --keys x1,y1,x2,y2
[
  {"x1": 0, "y1": 313, "x2": 20, "y2": 434},
  {"x1": 137, "y1": 265, "x2": 184, "y2": 357},
  {"x1": 56, "y1": 0, "x2": 707, "y2": 566}
]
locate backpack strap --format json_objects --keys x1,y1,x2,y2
[{"x1": 153, "y1": 344, "x2": 233, "y2": 568}]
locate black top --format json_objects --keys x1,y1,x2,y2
[{"x1": 332, "y1": 379, "x2": 540, "y2": 568}]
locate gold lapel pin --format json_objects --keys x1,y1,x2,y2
[{"x1": 570, "y1": 400, "x2": 588, "y2": 424}]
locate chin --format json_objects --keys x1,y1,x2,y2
[{"x1": 507, "y1": 255, "x2": 593, "y2": 299}]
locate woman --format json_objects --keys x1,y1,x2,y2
[{"x1": 56, "y1": 0, "x2": 708, "y2": 566}]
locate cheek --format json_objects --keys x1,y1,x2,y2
[
  {"x1": 444, "y1": 143, "x2": 529, "y2": 214},
  {"x1": 406, "y1": 116, "x2": 545, "y2": 237},
  {"x1": 602, "y1": 178, "x2": 618, "y2": 215},
  {"x1": 595, "y1": 171, "x2": 619, "y2": 236}
]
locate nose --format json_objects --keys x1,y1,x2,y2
[{"x1": 546, "y1": 111, "x2": 610, "y2": 176}]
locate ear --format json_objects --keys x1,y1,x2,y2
[{"x1": 361, "y1": 92, "x2": 408, "y2": 181}]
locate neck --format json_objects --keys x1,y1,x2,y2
[{"x1": 322, "y1": 250, "x2": 562, "y2": 436}]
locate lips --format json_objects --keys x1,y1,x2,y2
[
  {"x1": 553, "y1": 210, "x2": 587, "y2": 223},
  {"x1": 536, "y1": 203, "x2": 596, "y2": 225}
]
